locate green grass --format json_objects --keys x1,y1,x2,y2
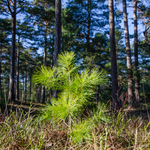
[{"x1": 0, "y1": 104, "x2": 150, "y2": 150}]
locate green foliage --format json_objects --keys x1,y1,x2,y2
[
  {"x1": 33, "y1": 51, "x2": 107, "y2": 124},
  {"x1": 70, "y1": 102, "x2": 110, "y2": 144},
  {"x1": 92, "y1": 103, "x2": 111, "y2": 124},
  {"x1": 70, "y1": 119, "x2": 93, "y2": 144}
]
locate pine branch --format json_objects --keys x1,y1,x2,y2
[{"x1": 6, "y1": 0, "x2": 12, "y2": 15}]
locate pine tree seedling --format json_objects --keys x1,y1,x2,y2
[{"x1": 33, "y1": 51, "x2": 107, "y2": 127}]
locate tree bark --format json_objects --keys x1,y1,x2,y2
[
  {"x1": 144, "y1": 27, "x2": 150, "y2": 46},
  {"x1": 133, "y1": 0, "x2": 140, "y2": 104},
  {"x1": 16, "y1": 35, "x2": 20, "y2": 101},
  {"x1": 87, "y1": 0, "x2": 91, "y2": 53},
  {"x1": 8, "y1": 0, "x2": 16, "y2": 102},
  {"x1": 86, "y1": 0, "x2": 91, "y2": 69},
  {"x1": 53, "y1": 0, "x2": 61, "y2": 98},
  {"x1": 22, "y1": 77, "x2": 24, "y2": 101},
  {"x1": 109, "y1": 0, "x2": 121, "y2": 109},
  {"x1": 24, "y1": 63, "x2": 27, "y2": 102},
  {"x1": 0, "y1": 45, "x2": 2, "y2": 100},
  {"x1": 41, "y1": 22, "x2": 48, "y2": 103},
  {"x1": 123, "y1": 0, "x2": 134, "y2": 108},
  {"x1": 29, "y1": 70, "x2": 32, "y2": 100},
  {"x1": 54, "y1": 0, "x2": 61, "y2": 65}
]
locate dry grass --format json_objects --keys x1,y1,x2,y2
[{"x1": 0, "y1": 106, "x2": 150, "y2": 150}]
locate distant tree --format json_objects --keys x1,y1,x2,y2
[
  {"x1": 138, "y1": 2, "x2": 150, "y2": 46},
  {"x1": 109, "y1": 0, "x2": 121, "y2": 109},
  {"x1": 0, "y1": 19, "x2": 11, "y2": 100},
  {"x1": 16, "y1": 34, "x2": 20, "y2": 101},
  {"x1": 16, "y1": 18, "x2": 37, "y2": 101},
  {"x1": 28, "y1": 0, "x2": 55, "y2": 102},
  {"x1": 54, "y1": 0, "x2": 61, "y2": 65},
  {"x1": 53, "y1": 0, "x2": 61, "y2": 98},
  {"x1": 63, "y1": 0, "x2": 108, "y2": 69},
  {"x1": 123, "y1": 0, "x2": 134, "y2": 108},
  {"x1": 0, "y1": 0, "x2": 28, "y2": 102},
  {"x1": 8, "y1": 0, "x2": 17, "y2": 102},
  {"x1": 133, "y1": 0, "x2": 140, "y2": 104}
]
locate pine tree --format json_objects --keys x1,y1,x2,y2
[
  {"x1": 54, "y1": 0, "x2": 61, "y2": 65},
  {"x1": 133, "y1": 0, "x2": 140, "y2": 104},
  {"x1": 109, "y1": 0, "x2": 121, "y2": 109},
  {"x1": 123, "y1": 0, "x2": 134, "y2": 108},
  {"x1": 0, "y1": 19, "x2": 11, "y2": 100},
  {"x1": 28, "y1": 0, "x2": 55, "y2": 102},
  {"x1": 33, "y1": 51, "x2": 107, "y2": 124},
  {"x1": 63, "y1": 0, "x2": 108, "y2": 69},
  {"x1": 0, "y1": 0, "x2": 28, "y2": 102}
]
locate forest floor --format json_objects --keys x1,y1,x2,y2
[
  {"x1": 0, "y1": 101, "x2": 150, "y2": 149},
  {"x1": 3, "y1": 100, "x2": 150, "y2": 120}
]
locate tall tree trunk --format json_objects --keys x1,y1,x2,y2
[
  {"x1": 86, "y1": 0, "x2": 91, "y2": 69},
  {"x1": 25, "y1": 63, "x2": 27, "y2": 102},
  {"x1": 87, "y1": 0, "x2": 91, "y2": 53},
  {"x1": 9, "y1": 0, "x2": 16, "y2": 102},
  {"x1": 2, "y1": 71, "x2": 8, "y2": 115},
  {"x1": 41, "y1": 22, "x2": 48, "y2": 103},
  {"x1": 109, "y1": 0, "x2": 121, "y2": 109},
  {"x1": 29, "y1": 70, "x2": 32, "y2": 100},
  {"x1": 0, "y1": 45, "x2": 2, "y2": 100},
  {"x1": 16, "y1": 35, "x2": 20, "y2": 101},
  {"x1": 123, "y1": 0, "x2": 134, "y2": 108},
  {"x1": 53, "y1": 0, "x2": 61, "y2": 98},
  {"x1": 22, "y1": 77, "x2": 24, "y2": 101},
  {"x1": 133, "y1": 0, "x2": 140, "y2": 104},
  {"x1": 54, "y1": 0, "x2": 61, "y2": 65}
]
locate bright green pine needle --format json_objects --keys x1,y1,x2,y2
[{"x1": 33, "y1": 51, "x2": 108, "y2": 125}]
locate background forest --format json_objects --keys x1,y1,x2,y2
[{"x1": 0, "y1": 0, "x2": 150, "y2": 149}]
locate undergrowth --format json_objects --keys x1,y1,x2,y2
[{"x1": 0, "y1": 105, "x2": 150, "y2": 149}]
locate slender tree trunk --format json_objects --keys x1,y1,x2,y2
[
  {"x1": 49, "y1": 36, "x2": 53, "y2": 68},
  {"x1": 50, "y1": 54, "x2": 53, "y2": 68},
  {"x1": 29, "y1": 71, "x2": 32, "y2": 100},
  {"x1": 133, "y1": 0, "x2": 140, "y2": 104},
  {"x1": 86, "y1": 0, "x2": 91, "y2": 69},
  {"x1": 25, "y1": 63, "x2": 27, "y2": 102},
  {"x1": 16, "y1": 35, "x2": 20, "y2": 101},
  {"x1": 9, "y1": 0, "x2": 16, "y2": 102},
  {"x1": 0, "y1": 46, "x2": 2, "y2": 100},
  {"x1": 123, "y1": 0, "x2": 134, "y2": 108},
  {"x1": 109, "y1": 0, "x2": 121, "y2": 109},
  {"x1": 22, "y1": 77, "x2": 24, "y2": 101},
  {"x1": 54, "y1": 0, "x2": 61, "y2": 65},
  {"x1": 2, "y1": 71, "x2": 8, "y2": 115},
  {"x1": 87, "y1": 0, "x2": 91, "y2": 53},
  {"x1": 41, "y1": 22, "x2": 48, "y2": 103},
  {"x1": 54, "y1": 0, "x2": 61, "y2": 98},
  {"x1": 144, "y1": 26, "x2": 150, "y2": 46},
  {"x1": 37, "y1": 85, "x2": 41, "y2": 103}
]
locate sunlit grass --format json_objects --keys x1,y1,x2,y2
[{"x1": 0, "y1": 104, "x2": 150, "y2": 149}]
